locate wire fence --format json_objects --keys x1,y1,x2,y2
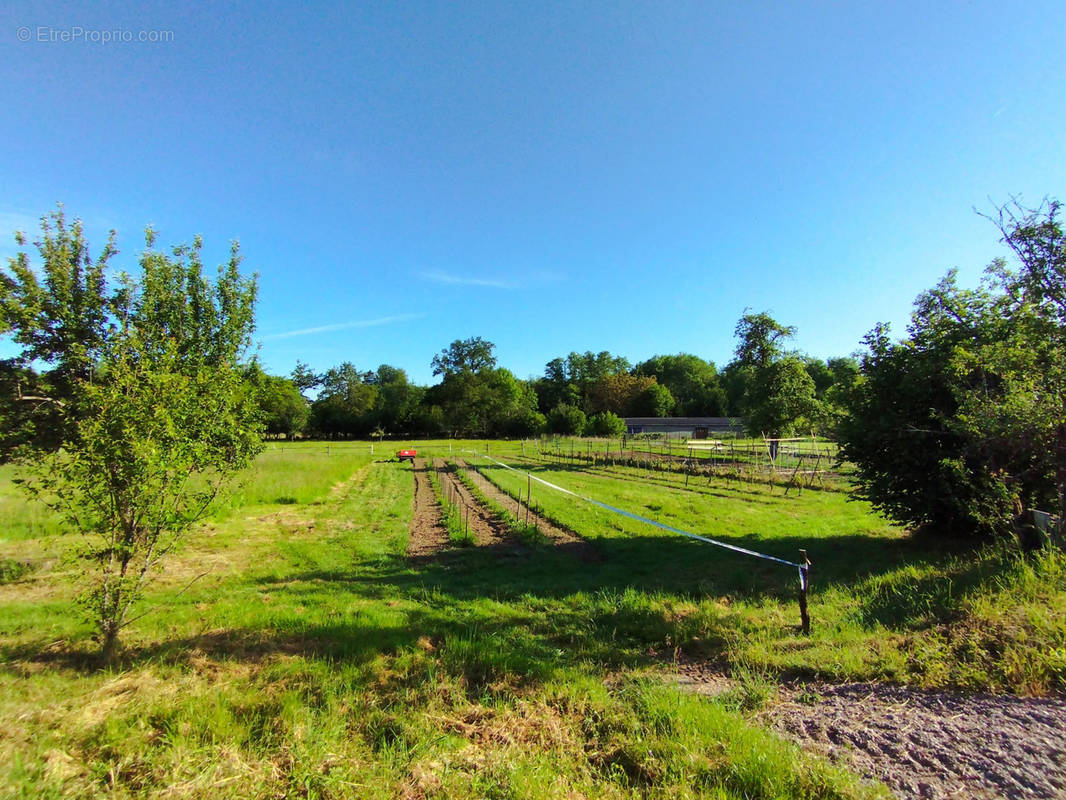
[{"x1": 472, "y1": 449, "x2": 813, "y2": 634}]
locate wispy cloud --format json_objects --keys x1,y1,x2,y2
[
  {"x1": 262, "y1": 313, "x2": 424, "y2": 340},
  {"x1": 417, "y1": 269, "x2": 516, "y2": 289}
]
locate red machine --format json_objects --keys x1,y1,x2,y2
[{"x1": 397, "y1": 449, "x2": 417, "y2": 462}]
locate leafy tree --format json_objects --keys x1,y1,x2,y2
[
  {"x1": 0, "y1": 209, "x2": 261, "y2": 662},
  {"x1": 634, "y1": 354, "x2": 726, "y2": 416},
  {"x1": 247, "y1": 365, "x2": 309, "y2": 439},
  {"x1": 718, "y1": 361, "x2": 748, "y2": 418},
  {"x1": 0, "y1": 360, "x2": 63, "y2": 458},
  {"x1": 801, "y1": 357, "x2": 834, "y2": 397},
  {"x1": 290, "y1": 360, "x2": 321, "y2": 397},
  {"x1": 534, "y1": 357, "x2": 581, "y2": 412},
  {"x1": 800, "y1": 355, "x2": 860, "y2": 434},
  {"x1": 431, "y1": 336, "x2": 496, "y2": 376},
  {"x1": 586, "y1": 373, "x2": 655, "y2": 416},
  {"x1": 0, "y1": 209, "x2": 116, "y2": 445},
  {"x1": 548, "y1": 403, "x2": 587, "y2": 435},
  {"x1": 630, "y1": 381, "x2": 676, "y2": 417},
  {"x1": 733, "y1": 311, "x2": 796, "y2": 369},
  {"x1": 730, "y1": 311, "x2": 816, "y2": 436},
  {"x1": 368, "y1": 364, "x2": 422, "y2": 434},
  {"x1": 500, "y1": 405, "x2": 547, "y2": 437},
  {"x1": 426, "y1": 339, "x2": 539, "y2": 436},
  {"x1": 839, "y1": 199, "x2": 1066, "y2": 538},
  {"x1": 311, "y1": 362, "x2": 378, "y2": 437},
  {"x1": 743, "y1": 356, "x2": 817, "y2": 437},
  {"x1": 534, "y1": 351, "x2": 630, "y2": 413},
  {"x1": 587, "y1": 410, "x2": 626, "y2": 437},
  {"x1": 827, "y1": 356, "x2": 860, "y2": 390}
]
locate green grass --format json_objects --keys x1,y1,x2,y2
[
  {"x1": 212, "y1": 441, "x2": 379, "y2": 513},
  {"x1": 2, "y1": 438, "x2": 1064, "y2": 798},
  {"x1": 0, "y1": 463, "x2": 67, "y2": 541}
]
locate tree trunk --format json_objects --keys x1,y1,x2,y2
[{"x1": 100, "y1": 621, "x2": 120, "y2": 667}]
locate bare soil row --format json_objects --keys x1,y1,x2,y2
[
  {"x1": 453, "y1": 458, "x2": 600, "y2": 562},
  {"x1": 405, "y1": 457, "x2": 598, "y2": 561},
  {"x1": 673, "y1": 655, "x2": 1066, "y2": 800}
]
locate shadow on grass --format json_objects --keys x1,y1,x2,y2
[
  {"x1": 2, "y1": 528, "x2": 1004, "y2": 679},
  {"x1": 852, "y1": 546, "x2": 1012, "y2": 630}
]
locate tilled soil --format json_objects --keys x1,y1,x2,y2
[
  {"x1": 673, "y1": 658, "x2": 1066, "y2": 799},
  {"x1": 769, "y1": 683, "x2": 1066, "y2": 799},
  {"x1": 453, "y1": 458, "x2": 601, "y2": 562},
  {"x1": 432, "y1": 458, "x2": 512, "y2": 548},
  {"x1": 407, "y1": 458, "x2": 449, "y2": 557}
]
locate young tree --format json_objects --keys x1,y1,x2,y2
[{"x1": 1, "y1": 209, "x2": 261, "y2": 662}]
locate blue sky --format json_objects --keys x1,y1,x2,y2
[{"x1": 3, "y1": 1, "x2": 1064, "y2": 385}]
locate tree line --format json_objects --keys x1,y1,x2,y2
[{"x1": 249, "y1": 328, "x2": 859, "y2": 441}]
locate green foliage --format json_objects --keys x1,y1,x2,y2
[
  {"x1": 548, "y1": 403, "x2": 587, "y2": 435},
  {"x1": 743, "y1": 356, "x2": 817, "y2": 437},
  {"x1": 289, "y1": 359, "x2": 321, "y2": 397},
  {"x1": 0, "y1": 558, "x2": 32, "y2": 584},
  {"x1": 840, "y1": 199, "x2": 1066, "y2": 538},
  {"x1": 424, "y1": 341, "x2": 541, "y2": 437},
  {"x1": 630, "y1": 381, "x2": 676, "y2": 417},
  {"x1": 431, "y1": 336, "x2": 497, "y2": 377},
  {"x1": 634, "y1": 353, "x2": 727, "y2": 415},
  {"x1": 729, "y1": 312, "x2": 818, "y2": 436},
  {"x1": 587, "y1": 411, "x2": 626, "y2": 437},
  {"x1": 246, "y1": 365, "x2": 309, "y2": 438},
  {"x1": 586, "y1": 373, "x2": 657, "y2": 416},
  {"x1": 1, "y1": 207, "x2": 261, "y2": 662},
  {"x1": 535, "y1": 351, "x2": 631, "y2": 413},
  {"x1": 733, "y1": 311, "x2": 795, "y2": 369}
]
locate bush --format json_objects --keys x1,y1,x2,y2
[
  {"x1": 587, "y1": 411, "x2": 626, "y2": 437},
  {"x1": 548, "y1": 404, "x2": 587, "y2": 435},
  {"x1": 839, "y1": 200, "x2": 1066, "y2": 539}
]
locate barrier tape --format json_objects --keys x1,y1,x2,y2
[{"x1": 475, "y1": 452, "x2": 807, "y2": 572}]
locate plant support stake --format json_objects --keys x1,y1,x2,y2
[{"x1": 798, "y1": 549, "x2": 811, "y2": 635}]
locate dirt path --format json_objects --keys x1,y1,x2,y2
[
  {"x1": 673, "y1": 659, "x2": 1066, "y2": 799},
  {"x1": 769, "y1": 683, "x2": 1066, "y2": 799},
  {"x1": 432, "y1": 458, "x2": 512, "y2": 548},
  {"x1": 454, "y1": 458, "x2": 600, "y2": 562},
  {"x1": 407, "y1": 458, "x2": 449, "y2": 557}
]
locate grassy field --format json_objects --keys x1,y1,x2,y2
[{"x1": 2, "y1": 439, "x2": 1064, "y2": 799}]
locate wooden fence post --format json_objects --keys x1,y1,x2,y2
[{"x1": 798, "y1": 549, "x2": 812, "y2": 635}]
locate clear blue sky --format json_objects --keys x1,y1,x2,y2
[{"x1": 3, "y1": 1, "x2": 1064, "y2": 385}]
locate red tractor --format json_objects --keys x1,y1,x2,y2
[{"x1": 396, "y1": 449, "x2": 417, "y2": 463}]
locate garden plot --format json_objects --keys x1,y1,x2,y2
[
  {"x1": 431, "y1": 457, "x2": 513, "y2": 548},
  {"x1": 406, "y1": 457, "x2": 449, "y2": 557},
  {"x1": 453, "y1": 457, "x2": 600, "y2": 562}
]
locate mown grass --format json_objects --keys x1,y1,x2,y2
[
  {"x1": 2, "y1": 439, "x2": 1064, "y2": 798},
  {"x1": 464, "y1": 445, "x2": 1066, "y2": 693}
]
